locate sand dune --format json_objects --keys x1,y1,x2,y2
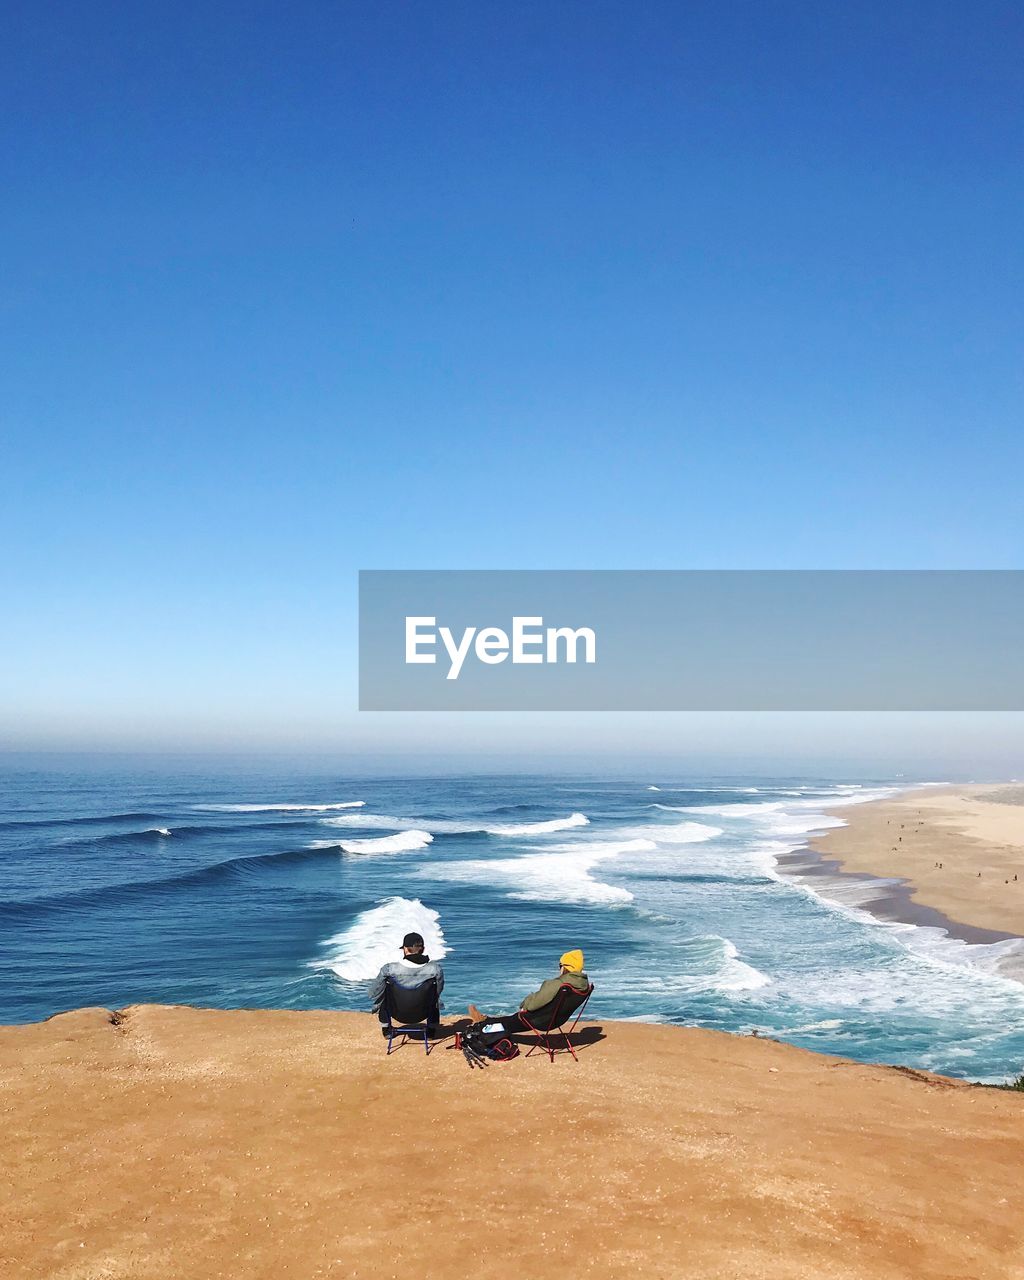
[{"x1": 2, "y1": 1004, "x2": 1022, "y2": 1279}]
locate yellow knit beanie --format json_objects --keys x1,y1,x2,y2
[{"x1": 559, "y1": 949, "x2": 585, "y2": 974}]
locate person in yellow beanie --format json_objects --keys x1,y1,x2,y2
[{"x1": 467, "y1": 949, "x2": 589, "y2": 1032}]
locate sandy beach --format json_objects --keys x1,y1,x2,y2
[
  {"x1": 2, "y1": 1003, "x2": 1023, "y2": 1280},
  {"x1": 797, "y1": 785, "x2": 1024, "y2": 954}
]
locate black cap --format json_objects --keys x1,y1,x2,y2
[{"x1": 402, "y1": 932, "x2": 424, "y2": 949}]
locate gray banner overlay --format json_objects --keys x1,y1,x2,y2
[{"x1": 359, "y1": 570, "x2": 1024, "y2": 711}]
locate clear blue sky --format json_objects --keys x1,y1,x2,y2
[{"x1": 2, "y1": 3, "x2": 1022, "y2": 761}]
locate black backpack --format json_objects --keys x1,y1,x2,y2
[{"x1": 455, "y1": 1026, "x2": 521, "y2": 1068}]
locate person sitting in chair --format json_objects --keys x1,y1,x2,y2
[
  {"x1": 369, "y1": 931, "x2": 445, "y2": 1037},
  {"x1": 467, "y1": 949, "x2": 588, "y2": 1034}
]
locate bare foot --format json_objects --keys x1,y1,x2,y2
[{"x1": 467, "y1": 1003, "x2": 488, "y2": 1024}]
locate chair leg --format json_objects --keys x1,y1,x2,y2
[
  {"x1": 527, "y1": 1025, "x2": 583, "y2": 1062},
  {"x1": 561, "y1": 1002, "x2": 589, "y2": 1061},
  {"x1": 385, "y1": 1026, "x2": 435, "y2": 1056}
]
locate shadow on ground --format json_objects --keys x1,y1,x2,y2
[{"x1": 380, "y1": 1019, "x2": 607, "y2": 1057}]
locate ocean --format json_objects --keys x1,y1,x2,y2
[{"x1": 2, "y1": 759, "x2": 1023, "y2": 1082}]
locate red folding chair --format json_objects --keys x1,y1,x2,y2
[{"x1": 519, "y1": 983, "x2": 594, "y2": 1062}]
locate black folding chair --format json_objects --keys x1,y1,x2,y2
[
  {"x1": 381, "y1": 977, "x2": 440, "y2": 1056},
  {"x1": 518, "y1": 983, "x2": 594, "y2": 1062}
]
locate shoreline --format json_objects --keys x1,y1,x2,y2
[
  {"x1": 778, "y1": 783, "x2": 1024, "y2": 981},
  {"x1": 2, "y1": 1003, "x2": 1022, "y2": 1279},
  {"x1": 776, "y1": 846, "x2": 1024, "y2": 946}
]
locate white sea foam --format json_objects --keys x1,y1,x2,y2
[
  {"x1": 654, "y1": 800, "x2": 782, "y2": 817},
  {"x1": 772, "y1": 1019, "x2": 845, "y2": 1035},
  {"x1": 767, "y1": 812, "x2": 847, "y2": 837},
  {"x1": 318, "y1": 830, "x2": 434, "y2": 856},
  {"x1": 422, "y1": 837, "x2": 655, "y2": 906},
  {"x1": 151, "y1": 828, "x2": 172, "y2": 837},
  {"x1": 657, "y1": 788, "x2": 899, "y2": 837},
  {"x1": 319, "y1": 811, "x2": 590, "y2": 837},
  {"x1": 768, "y1": 948, "x2": 1024, "y2": 1016},
  {"x1": 717, "y1": 939, "x2": 772, "y2": 991},
  {"x1": 311, "y1": 897, "x2": 448, "y2": 982},
  {"x1": 197, "y1": 801, "x2": 366, "y2": 813},
  {"x1": 421, "y1": 819, "x2": 725, "y2": 907},
  {"x1": 631, "y1": 792, "x2": 900, "y2": 887},
  {"x1": 600, "y1": 934, "x2": 770, "y2": 996},
  {"x1": 780, "y1": 863, "x2": 1024, "y2": 990},
  {"x1": 620, "y1": 820, "x2": 723, "y2": 844}
]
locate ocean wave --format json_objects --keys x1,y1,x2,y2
[
  {"x1": 0, "y1": 844, "x2": 327, "y2": 918},
  {"x1": 0, "y1": 811, "x2": 166, "y2": 832},
  {"x1": 602, "y1": 934, "x2": 770, "y2": 996},
  {"x1": 319, "y1": 811, "x2": 590, "y2": 838},
  {"x1": 484, "y1": 812, "x2": 589, "y2": 836},
  {"x1": 320, "y1": 813, "x2": 486, "y2": 834},
  {"x1": 644, "y1": 786, "x2": 761, "y2": 795},
  {"x1": 195, "y1": 801, "x2": 366, "y2": 813},
  {"x1": 50, "y1": 818, "x2": 314, "y2": 850},
  {"x1": 311, "y1": 897, "x2": 448, "y2": 982},
  {"x1": 422, "y1": 837, "x2": 654, "y2": 906},
  {"x1": 656, "y1": 787, "x2": 899, "y2": 830},
  {"x1": 653, "y1": 800, "x2": 778, "y2": 816},
  {"x1": 437, "y1": 819, "x2": 727, "y2": 901},
  {"x1": 716, "y1": 939, "x2": 772, "y2": 991},
  {"x1": 59, "y1": 825, "x2": 179, "y2": 848},
  {"x1": 321, "y1": 830, "x2": 434, "y2": 856}
]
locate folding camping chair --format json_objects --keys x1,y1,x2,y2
[
  {"x1": 518, "y1": 982, "x2": 594, "y2": 1062},
  {"x1": 381, "y1": 976, "x2": 440, "y2": 1055}
]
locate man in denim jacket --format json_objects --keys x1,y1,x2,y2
[{"x1": 369, "y1": 932, "x2": 445, "y2": 1035}]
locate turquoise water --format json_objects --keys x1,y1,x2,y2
[{"x1": 2, "y1": 760, "x2": 1023, "y2": 1082}]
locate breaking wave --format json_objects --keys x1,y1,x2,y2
[
  {"x1": 318, "y1": 830, "x2": 434, "y2": 856},
  {"x1": 311, "y1": 897, "x2": 448, "y2": 982},
  {"x1": 320, "y1": 811, "x2": 590, "y2": 837},
  {"x1": 484, "y1": 812, "x2": 589, "y2": 836},
  {"x1": 422, "y1": 837, "x2": 655, "y2": 906}
]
